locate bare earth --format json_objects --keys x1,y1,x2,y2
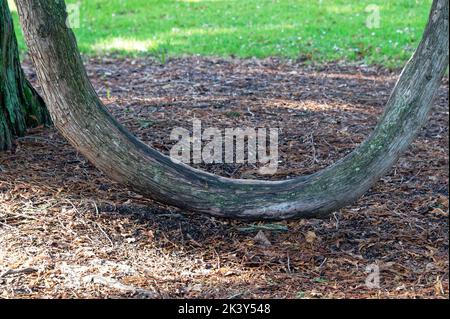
[{"x1": 0, "y1": 56, "x2": 448, "y2": 298}]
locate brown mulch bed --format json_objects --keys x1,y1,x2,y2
[{"x1": 0, "y1": 56, "x2": 448, "y2": 299}]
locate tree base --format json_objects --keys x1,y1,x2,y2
[{"x1": 0, "y1": 0, "x2": 50, "y2": 151}]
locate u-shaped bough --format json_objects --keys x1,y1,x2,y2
[{"x1": 15, "y1": 0, "x2": 449, "y2": 220}]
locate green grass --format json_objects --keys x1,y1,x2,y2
[{"x1": 9, "y1": 0, "x2": 433, "y2": 68}]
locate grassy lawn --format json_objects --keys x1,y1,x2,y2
[{"x1": 9, "y1": 0, "x2": 432, "y2": 68}]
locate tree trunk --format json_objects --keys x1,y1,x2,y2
[
  {"x1": 0, "y1": 0, "x2": 49, "y2": 150},
  {"x1": 15, "y1": 0, "x2": 449, "y2": 220}
]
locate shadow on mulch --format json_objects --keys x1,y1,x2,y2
[{"x1": 0, "y1": 57, "x2": 448, "y2": 299}]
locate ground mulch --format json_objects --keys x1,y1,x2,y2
[{"x1": 0, "y1": 56, "x2": 448, "y2": 299}]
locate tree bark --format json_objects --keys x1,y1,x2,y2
[
  {"x1": 15, "y1": 0, "x2": 449, "y2": 220},
  {"x1": 0, "y1": 0, "x2": 49, "y2": 150}
]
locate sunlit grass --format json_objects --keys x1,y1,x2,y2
[
  {"x1": 9, "y1": 0, "x2": 433, "y2": 68},
  {"x1": 92, "y1": 38, "x2": 156, "y2": 53}
]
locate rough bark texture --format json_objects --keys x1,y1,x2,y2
[
  {"x1": 15, "y1": 0, "x2": 449, "y2": 220},
  {"x1": 0, "y1": 0, "x2": 49, "y2": 150}
]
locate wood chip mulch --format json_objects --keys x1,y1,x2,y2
[{"x1": 0, "y1": 56, "x2": 448, "y2": 299}]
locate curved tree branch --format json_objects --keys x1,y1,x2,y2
[{"x1": 15, "y1": 0, "x2": 449, "y2": 220}]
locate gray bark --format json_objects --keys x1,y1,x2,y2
[{"x1": 15, "y1": 0, "x2": 449, "y2": 220}]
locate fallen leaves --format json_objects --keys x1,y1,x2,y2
[
  {"x1": 253, "y1": 231, "x2": 272, "y2": 247},
  {"x1": 0, "y1": 57, "x2": 447, "y2": 299},
  {"x1": 305, "y1": 231, "x2": 318, "y2": 244}
]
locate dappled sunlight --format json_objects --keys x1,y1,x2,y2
[
  {"x1": 8, "y1": 0, "x2": 432, "y2": 67},
  {"x1": 0, "y1": 177, "x2": 258, "y2": 298},
  {"x1": 88, "y1": 22, "x2": 307, "y2": 55},
  {"x1": 89, "y1": 26, "x2": 237, "y2": 55},
  {"x1": 259, "y1": 97, "x2": 378, "y2": 115},
  {"x1": 91, "y1": 38, "x2": 157, "y2": 53},
  {"x1": 1, "y1": 52, "x2": 448, "y2": 297},
  {"x1": 1, "y1": 0, "x2": 448, "y2": 300}
]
